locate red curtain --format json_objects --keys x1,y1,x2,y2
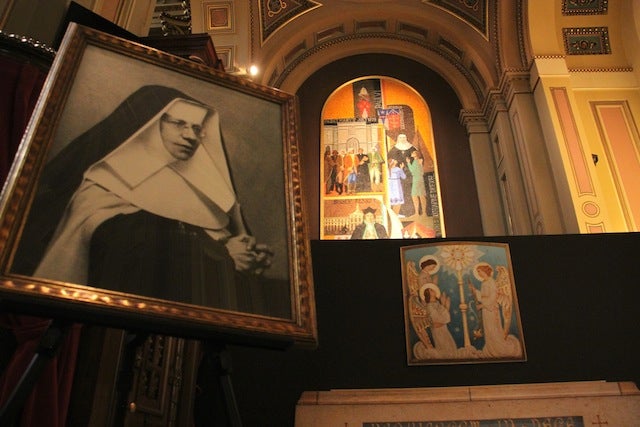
[
  {"x1": 0, "y1": 316, "x2": 81, "y2": 426},
  {"x1": 0, "y1": 55, "x2": 82, "y2": 427}
]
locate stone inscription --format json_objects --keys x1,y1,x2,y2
[{"x1": 363, "y1": 416, "x2": 584, "y2": 427}]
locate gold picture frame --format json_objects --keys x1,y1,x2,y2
[{"x1": 0, "y1": 24, "x2": 316, "y2": 348}]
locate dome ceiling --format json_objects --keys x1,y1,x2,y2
[
  {"x1": 181, "y1": 1, "x2": 633, "y2": 107},
  {"x1": 256, "y1": 1, "x2": 488, "y2": 44}
]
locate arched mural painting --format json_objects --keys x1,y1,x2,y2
[{"x1": 320, "y1": 77, "x2": 445, "y2": 240}]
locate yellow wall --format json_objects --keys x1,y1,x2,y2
[
  {"x1": 530, "y1": 1, "x2": 640, "y2": 233},
  {"x1": 573, "y1": 86, "x2": 640, "y2": 231},
  {"x1": 535, "y1": 70, "x2": 640, "y2": 233}
]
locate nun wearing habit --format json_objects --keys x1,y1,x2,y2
[{"x1": 13, "y1": 85, "x2": 272, "y2": 313}]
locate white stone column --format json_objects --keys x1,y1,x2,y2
[{"x1": 460, "y1": 111, "x2": 506, "y2": 236}]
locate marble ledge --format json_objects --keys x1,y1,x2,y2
[{"x1": 297, "y1": 380, "x2": 639, "y2": 406}]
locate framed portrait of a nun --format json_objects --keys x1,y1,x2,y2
[{"x1": 0, "y1": 24, "x2": 317, "y2": 347}]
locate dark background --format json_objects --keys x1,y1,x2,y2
[
  {"x1": 227, "y1": 233, "x2": 640, "y2": 426},
  {"x1": 2, "y1": 6, "x2": 638, "y2": 426}
]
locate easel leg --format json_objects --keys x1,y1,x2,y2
[{"x1": 194, "y1": 341, "x2": 242, "y2": 427}]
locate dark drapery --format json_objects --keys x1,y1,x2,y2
[
  {"x1": 0, "y1": 316, "x2": 81, "y2": 426},
  {"x1": 0, "y1": 54, "x2": 46, "y2": 183},
  {"x1": 0, "y1": 43, "x2": 82, "y2": 427}
]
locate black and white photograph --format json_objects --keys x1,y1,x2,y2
[{"x1": 0, "y1": 24, "x2": 316, "y2": 346}]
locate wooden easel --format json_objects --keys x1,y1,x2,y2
[{"x1": 0, "y1": 319, "x2": 72, "y2": 425}]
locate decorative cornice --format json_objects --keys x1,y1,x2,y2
[
  {"x1": 459, "y1": 109, "x2": 485, "y2": 121},
  {"x1": 474, "y1": 68, "x2": 530, "y2": 129},
  {"x1": 500, "y1": 67, "x2": 531, "y2": 74},
  {"x1": 480, "y1": 89, "x2": 507, "y2": 128},
  {"x1": 516, "y1": 0, "x2": 528, "y2": 68},
  {"x1": 499, "y1": 69, "x2": 531, "y2": 99},
  {"x1": 533, "y1": 55, "x2": 566, "y2": 59},
  {"x1": 490, "y1": 0, "x2": 501, "y2": 75},
  {"x1": 495, "y1": 1, "x2": 529, "y2": 79},
  {"x1": 531, "y1": 56, "x2": 633, "y2": 73},
  {"x1": 250, "y1": 0, "x2": 256, "y2": 59},
  {"x1": 568, "y1": 66, "x2": 634, "y2": 73},
  {"x1": 459, "y1": 109, "x2": 489, "y2": 133}
]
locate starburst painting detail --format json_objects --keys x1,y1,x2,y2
[{"x1": 438, "y1": 244, "x2": 483, "y2": 275}]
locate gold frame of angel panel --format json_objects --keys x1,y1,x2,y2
[{"x1": 401, "y1": 241, "x2": 526, "y2": 365}]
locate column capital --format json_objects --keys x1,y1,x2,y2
[
  {"x1": 459, "y1": 110, "x2": 489, "y2": 134},
  {"x1": 498, "y1": 69, "x2": 532, "y2": 98}
]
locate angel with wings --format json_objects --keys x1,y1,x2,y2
[
  {"x1": 495, "y1": 265, "x2": 513, "y2": 338},
  {"x1": 406, "y1": 259, "x2": 434, "y2": 352},
  {"x1": 406, "y1": 257, "x2": 458, "y2": 358},
  {"x1": 472, "y1": 262, "x2": 522, "y2": 357}
]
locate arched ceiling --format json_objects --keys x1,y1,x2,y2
[
  {"x1": 527, "y1": 0, "x2": 637, "y2": 73},
  {"x1": 188, "y1": 0, "x2": 636, "y2": 110},
  {"x1": 248, "y1": 0, "x2": 500, "y2": 109}
]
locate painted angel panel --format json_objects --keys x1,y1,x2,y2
[{"x1": 401, "y1": 242, "x2": 526, "y2": 365}]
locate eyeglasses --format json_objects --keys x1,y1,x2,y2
[{"x1": 161, "y1": 113, "x2": 205, "y2": 137}]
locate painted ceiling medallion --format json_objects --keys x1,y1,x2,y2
[
  {"x1": 259, "y1": 0, "x2": 321, "y2": 43},
  {"x1": 563, "y1": 27, "x2": 611, "y2": 55},
  {"x1": 562, "y1": 0, "x2": 608, "y2": 15}
]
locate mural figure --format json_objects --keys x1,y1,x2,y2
[
  {"x1": 343, "y1": 148, "x2": 357, "y2": 194},
  {"x1": 387, "y1": 133, "x2": 417, "y2": 167},
  {"x1": 388, "y1": 158, "x2": 406, "y2": 215},
  {"x1": 368, "y1": 145, "x2": 384, "y2": 191},
  {"x1": 407, "y1": 258, "x2": 437, "y2": 353},
  {"x1": 406, "y1": 256, "x2": 457, "y2": 359},
  {"x1": 406, "y1": 150, "x2": 427, "y2": 218},
  {"x1": 421, "y1": 282, "x2": 457, "y2": 357},
  {"x1": 471, "y1": 262, "x2": 522, "y2": 357},
  {"x1": 324, "y1": 147, "x2": 335, "y2": 194},
  {"x1": 356, "y1": 86, "x2": 373, "y2": 119},
  {"x1": 387, "y1": 134, "x2": 418, "y2": 216},
  {"x1": 355, "y1": 148, "x2": 371, "y2": 192},
  {"x1": 350, "y1": 207, "x2": 388, "y2": 239}
]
